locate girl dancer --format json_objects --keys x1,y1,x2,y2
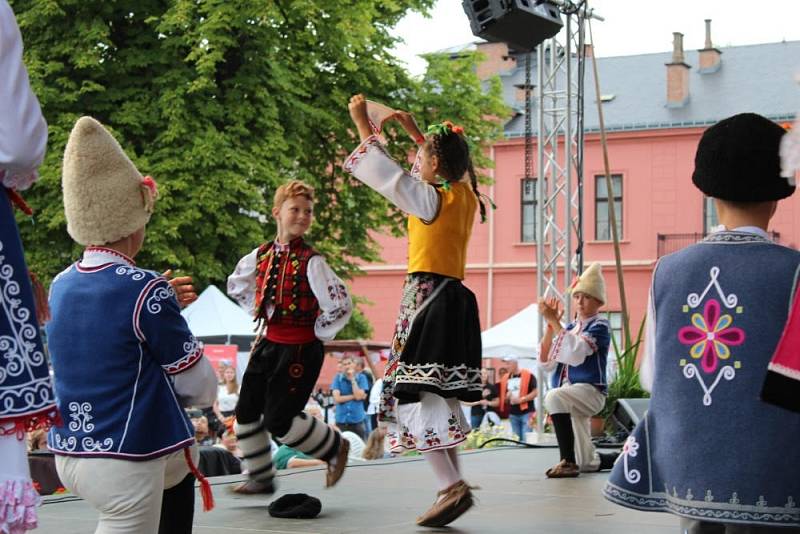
[{"x1": 344, "y1": 94, "x2": 486, "y2": 527}]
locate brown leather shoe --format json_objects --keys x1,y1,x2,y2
[
  {"x1": 229, "y1": 479, "x2": 276, "y2": 495},
  {"x1": 545, "y1": 459, "x2": 580, "y2": 478},
  {"x1": 416, "y1": 481, "x2": 474, "y2": 527},
  {"x1": 325, "y1": 438, "x2": 350, "y2": 488}
]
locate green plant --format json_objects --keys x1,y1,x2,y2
[
  {"x1": 600, "y1": 314, "x2": 649, "y2": 422},
  {"x1": 461, "y1": 424, "x2": 517, "y2": 450}
]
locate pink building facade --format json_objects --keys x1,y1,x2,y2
[{"x1": 351, "y1": 34, "x2": 800, "y2": 350}]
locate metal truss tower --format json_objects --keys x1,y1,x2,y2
[{"x1": 532, "y1": 2, "x2": 600, "y2": 435}]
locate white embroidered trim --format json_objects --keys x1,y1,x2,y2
[
  {"x1": 343, "y1": 135, "x2": 387, "y2": 174},
  {"x1": 0, "y1": 238, "x2": 54, "y2": 416},
  {"x1": 682, "y1": 363, "x2": 736, "y2": 406},
  {"x1": 394, "y1": 362, "x2": 482, "y2": 391},
  {"x1": 604, "y1": 483, "x2": 800, "y2": 526},
  {"x1": 768, "y1": 362, "x2": 800, "y2": 381},
  {"x1": 67, "y1": 401, "x2": 94, "y2": 433},
  {"x1": 161, "y1": 338, "x2": 202, "y2": 375},
  {"x1": 687, "y1": 266, "x2": 738, "y2": 309},
  {"x1": 620, "y1": 436, "x2": 641, "y2": 484}
]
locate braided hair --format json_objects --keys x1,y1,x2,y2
[{"x1": 425, "y1": 128, "x2": 488, "y2": 223}]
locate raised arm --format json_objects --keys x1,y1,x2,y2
[{"x1": 345, "y1": 94, "x2": 439, "y2": 220}]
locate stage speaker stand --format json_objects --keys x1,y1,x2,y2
[
  {"x1": 612, "y1": 398, "x2": 649, "y2": 435},
  {"x1": 462, "y1": 0, "x2": 563, "y2": 52}
]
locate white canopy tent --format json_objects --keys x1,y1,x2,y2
[
  {"x1": 181, "y1": 285, "x2": 256, "y2": 344},
  {"x1": 482, "y1": 303, "x2": 549, "y2": 441},
  {"x1": 181, "y1": 285, "x2": 256, "y2": 379},
  {"x1": 481, "y1": 303, "x2": 541, "y2": 362}
]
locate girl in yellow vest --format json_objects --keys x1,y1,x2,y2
[{"x1": 345, "y1": 94, "x2": 486, "y2": 528}]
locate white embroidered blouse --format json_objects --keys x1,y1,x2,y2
[
  {"x1": 0, "y1": 0, "x2": 48, "y2": 190},
  {"x1": 540, "y1": 313, "x2": 601, "y2": 374}
]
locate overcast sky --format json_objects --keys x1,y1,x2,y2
[{"x1": 391, "y1": 0, "x2": 800, "y2": 76}]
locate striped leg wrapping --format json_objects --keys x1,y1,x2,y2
[
  {"x1": 277, "y1": 413, "x2": 341, "y2": 462},
  {"x1": 235, "y1": 419, "x2": 275, "y2": 483}
]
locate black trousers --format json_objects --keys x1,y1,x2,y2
[
  {"x1": 158, "y1": 473, "x2": 194, "y2": 534},
  {"x1": 235, "y1": 338, "x2": 324, "y2": 436}
]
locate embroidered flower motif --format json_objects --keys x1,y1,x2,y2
[
  {"x1": 447, "y1": 412, "x2": 465, "y2": 441},
  {"x1": 678, "y1": 299, "x2": 745, "y2": 373},
  {"x1": 423, "y1": 427, "x2": 441, "y2": 448}
]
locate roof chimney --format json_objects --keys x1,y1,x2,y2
[
  {"x1": 698, "y1": 19, "x2": 722, "y2": 73},
  {"x1": 666, "y1": 32, "x2": 690, "y2": 107}
]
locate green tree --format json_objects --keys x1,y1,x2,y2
[{"x1": 11, "y1": 0, "x2": 508, "y2": 339}]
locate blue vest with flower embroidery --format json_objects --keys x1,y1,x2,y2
[
  {"x1": 604, "y1": 231, "x2": 800, "y2": 527},
  {"x1": 46, "y1": 261, "x2": 201, "y2": 460}
]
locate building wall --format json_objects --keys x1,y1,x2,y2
[{"x1": 350, "y1": 127, "x2": 800, "y2": 351}]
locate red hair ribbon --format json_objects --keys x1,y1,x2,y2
[{"x1": 141, "y1": 175, "x2": 158, "y2": 195}]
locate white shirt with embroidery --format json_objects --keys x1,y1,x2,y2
[
  {"x1": 227, "y1": 244, "x2": 352, "y2": 342},
  {"x1": 344, "y1": 135, "x2": 440, "y2": 221},
  {"x1": 0, "y1": 0, "x2": 47, "y2": 190},
  {"x1": 541, "y1": 313, "x2": 601, "y2": 375}
]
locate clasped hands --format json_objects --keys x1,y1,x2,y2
[
  {"x1": 538, "y1": 296, "x2": 564, "y2": 331},
  {"x1": 348, "y1": 94, "x2": 423, "y2": 143}
]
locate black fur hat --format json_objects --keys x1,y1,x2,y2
[
  {"x1": 268, "y1": 493, "x2": 322, "y2": 519},
  {"x1": 692, "y1": 113, "x2": 794, "y2": 201}
]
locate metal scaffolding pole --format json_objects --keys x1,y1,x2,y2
[{"x1": 534, "y1": 3, "x2": 596, "y2": 436}]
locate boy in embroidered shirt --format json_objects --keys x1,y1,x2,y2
[
  {"x1": 227, "y1": 180, "x2": 353, "y2": 494},
  {"x1": 603, "y1": 113, "x2": 800, "y2": 531},
  {"x1": 539, "y1": 262, "x2": 616, "y2": 478}
]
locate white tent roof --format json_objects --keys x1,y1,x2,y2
[
  {"x1": 481, "y1": 303, "x2": 540, "y2": 360},
  {"x1": 181, "y1": 285, "x2": 256, "y2": 338}
]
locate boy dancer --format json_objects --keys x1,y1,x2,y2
[
  {"x1": 539, "y1": 263, "x2": 615, "y2": 477},
  {"x1": 228, "y1": 180, "x2": 353, "y2": 493},
  {"x1": 48, "y1": 116, "x2": 218, "y2": 534},
  {"x1": 604, "y1": 113, "x2": 800, "y2": 531}
]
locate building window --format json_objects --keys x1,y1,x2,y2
[
  {"x1": 605, "y1": 311, "x2": 623, "y2": 383},
  {"x1": 521, "y1": 178, "x2": 537, "y2": 242},
  {"x1": 595, "y1": 174, "x2": 623, "y2": 241},
  {"x1": 605, "y1": 311, "x2": 624, "y2": 350},
  {"x1": 703, "y1": 196, "x2": 719, "y2": 234}
]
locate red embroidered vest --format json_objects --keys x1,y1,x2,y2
[{"x1": 254, "y1": 238, "x2": 320, "y2": 344}]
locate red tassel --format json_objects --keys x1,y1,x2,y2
[
  {"x1": 183, "y1": 447, "x2": 214, "y2": 511},
  {"x1": 5, "y1": 188, "x2": 33, "y2": 216},
  {"x1": 29, "y1": 272, "x2": 51, "y2": 325}
]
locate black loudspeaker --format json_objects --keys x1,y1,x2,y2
[
  {"x1": 612, "y1": 398, "x2": 649, "y2": 433},
  {"x1": 462, "y1": 0, "x2": 563, "y2": 52}
]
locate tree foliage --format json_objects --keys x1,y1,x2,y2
[{"x1": 11, "y1": 0, "x2": 509, "y2": 338}]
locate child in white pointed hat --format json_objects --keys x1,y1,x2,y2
[
  {"x1": 48, "y1": 116, "x2": 218, "y2": 534},
  {"x1": 538, "y1": 262, "x2": 616, "y2": 477}
]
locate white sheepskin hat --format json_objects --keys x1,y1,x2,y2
[
  {"x1": 570, "y1": 262, "x2": 606, "y2": 304},
  {"x1": 62, "y1": 116, "x2": 158, "y2": 245}
]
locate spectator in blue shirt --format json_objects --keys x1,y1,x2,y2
[{"x1": 332, "y1": 357, "x2": 368, "y2": 440}]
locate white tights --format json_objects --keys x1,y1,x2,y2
[{"x1": 422, "y1": 447, "x2": 462, "y2": 492}]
